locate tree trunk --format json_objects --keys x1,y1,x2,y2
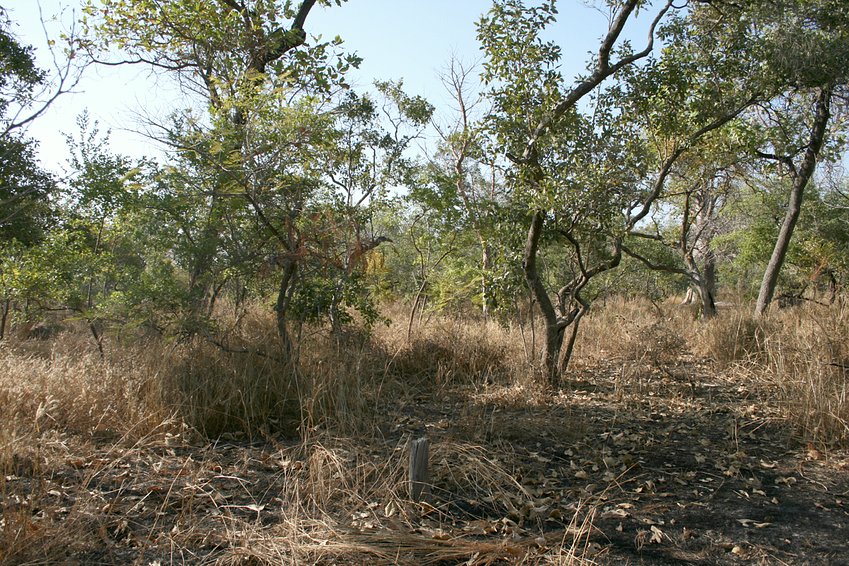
[
  {"x1": 544, "y1": 322, "x2": 566, "y2": 384},
  {"x1": 699, "y1": 248, "x2": 717, "y2": 317},
  {"x1": 686, "y1": 249, "x2": 717, "y2": 319},
  {"x1": 275, "y1": 258, "x2": 298, "y2": 355},
  {"x1": 695, "y1": 278, "x2": 717, "y2": 319},
  {"x1": 755, "y1": 87, "x2": 832, "y2": 316},
  {"x1": 704, "y1": 248, "x2": 716, "y2": 301},
  {"x1": 522, "y1": 210, "x2": 563, "y2": 385},
  {"x1": 560, "y1": 304, "x2": 587, "y2": 373},
  {"x1": 480, "y1": 240, "x2": 493, "y2": 320},
  {"x1": 0, "y1": 298, "x2": 9, "y2": 341}
]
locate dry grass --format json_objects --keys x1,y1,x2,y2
[
  {"x1": 574, "y1": 296, "x2": 694, "y2": 368},
  {"x1": 0, "y1": 307, "x2": 597, "y2": 565},
  {"x1": 694, "y1": 307, "x2": 774, "y2": 366},
  {"x1": 571, "y1": 296, "x2": 849, "y2": 446},
  {"x1": 376, "y1": 307, "x2": 530, "y2": 388},
  {"x1": 753, "y1": 303, "x2": 849, "y2": 445},
  {"x1": 205, "y1": 435, "x2": 599, "y2": 566}
]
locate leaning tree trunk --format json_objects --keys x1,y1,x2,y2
[
  {"x1": 755, "y1": 86, "x2": 832, "y2": 316},
  {"x1": 559, "y1": 303, "x2": 588, "y2": 373}
]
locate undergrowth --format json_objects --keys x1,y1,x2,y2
[{"x1": 1, "y1": 297, "x2": 847, "y2": 564}]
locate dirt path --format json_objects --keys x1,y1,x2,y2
[{"x1": 557, "y1": 363, "x2": 849, "y2": 564}]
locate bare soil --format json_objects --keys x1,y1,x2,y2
[{"x1": 4, "y1": 356, "x2": 849, "y2": 565}]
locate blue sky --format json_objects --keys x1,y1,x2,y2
[{"x1": 9, "y1": 0, "x2": 643, "y2": 172}]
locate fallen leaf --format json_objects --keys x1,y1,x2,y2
[
  {"x1": 737, "y1": 518, "x2": 771, "y2": 528},
  {"x1": 601, "y1": 508, "x2": 629, "y2": 519},
  {"x1": 650, "y1": 525, "x2": 664, "y2": 544}
]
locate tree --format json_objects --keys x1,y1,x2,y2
[
  {"x1": 1, "y1": 5, "x2": 87, "y2": 137},
  {"x1": 0, "y1": 7, "x2": 80, "y2": 339},
  {"x1": 426, "y1": 58, "x2": 508, "y2": 319},
  {"x1": 480, "y1": 0, "x2": 729, "y2": 383},
  {"x1": 717, "y1": 176, "x2": 849, "y2": 306},
  {"x1": 621, "y1": 136, "x2": 753, "y2": 319},
  {"x1": 752, "y1": 86, "x2": 843, "y2": 315},
  {"x1": 0, "y1": 8, "x2": 58, "y2": 246},
  {"x1": 82, "y1": 0, "x2": 357, "y2": 351},
  {"x1": 0, "y1": 135, "x2": 54, "y2": 246},
  {"x1": 685, "y1": 0, "x2": 849, "y2": 315},
  {"x1": 305, "y1": 81, "x2": 432, "y2": 333}
]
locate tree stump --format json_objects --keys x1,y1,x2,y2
[{"x1": 409, "y1": 437, "x2": 431, "y2": 502}]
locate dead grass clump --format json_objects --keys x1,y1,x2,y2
[
  {"x1": 296, "y1": 328, "x2": 393, "y2": 436},
  {"x1": 298, "y1": 437, "x2": 408, "y2": 513},
  {"x1": 695, "y1": 308, "x2": 773, "y2": 366},
  {"x1": 158, "y1": 338, "x2": 302, "y2": 438},
  {"x1": 0, "y1": 492, "x2": 106, "y2": 565},
  {"x1": 756, "y1": 304, "x2": 849, "y2": 446},
  {"x1": 153, "y1": 317, "x2": 387, "y2": 439},
  {"x1": 378, "y1": 315, "x2": 525, "y2": 387},
  {"x1": 431, "y1": 440, "x2": 533, "y2": 519},
  {"x1": 574, "y1": 297, "x2": 691, "y2": 367},
  {"x1": 210, "y1": 435, "x2": 596, "y2": 565},
  {"x1": 213, "y1": 518, "x2": 577, "y2": 565},
  {"x1": 0, "y1": 341, "x2": 172, "y2": 470}
]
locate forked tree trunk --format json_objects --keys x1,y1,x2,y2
[
  {"x1": 523, "y1": 210, "x2": 564, "y2": 384},
  {"x1": 755, "y1": 86, "x2": 832, "y2": 316}
]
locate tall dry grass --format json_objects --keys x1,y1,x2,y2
[
  {"x1": 0, "y1": 304, "x2": 532, "y2": 448},
  {"x1": 0, "y1": 332, "x2": 172, "y2": 475},
  {"x1": 730, "y1": 303, "x2": 849, "y2": 446},
  {"x1": 3, "y1": 297, "x2": 848, "y2": 445},
  {"x1": 377, "y1": 304, "x2": 529, "y2": 383},
  {"x1": 574, "y1": 296, "x2": 695, "y2": 368},
  {"x1": 568, "y1": 296, "x2": 849, "y2": 446}
]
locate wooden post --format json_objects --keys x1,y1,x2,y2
[{"x1": 409, "y1": 437, "x2": 431, "y2": 502}]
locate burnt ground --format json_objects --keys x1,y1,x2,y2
[{"x1": 3, "y1": 357, "x2": 849, "y2": 565}]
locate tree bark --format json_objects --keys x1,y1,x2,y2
[
  {"x1": 684, "y1": 252, "x2": 716, "y2": 319},
  {"x1": 480, "y1": 239, "x2": 493, "y2": 319},
  {"x1": 701, "y1": 248, "x2": 717, "y2": 316},
  {"x1": 522, "y1": 210, "x2": 562, "y2": 384},
  {"x1": 755, "y1": 86, "x2": 832, "y2": 316},
  {"x1": 560, "y1": 303, "x2": 587, "y2": 373},
  {"x1": 275, "y1": 258, "x2": 298, "y2": 354},
  {"x1": 695, "y1": 277, "x2": 717, "y2": 318},
  {"x1": 0, "y1": 298, "x2": 9, "y2": 341}
]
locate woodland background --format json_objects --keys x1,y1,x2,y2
[{"x1": 2, "y1": 1, "x2": 849, "y2": 564}]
